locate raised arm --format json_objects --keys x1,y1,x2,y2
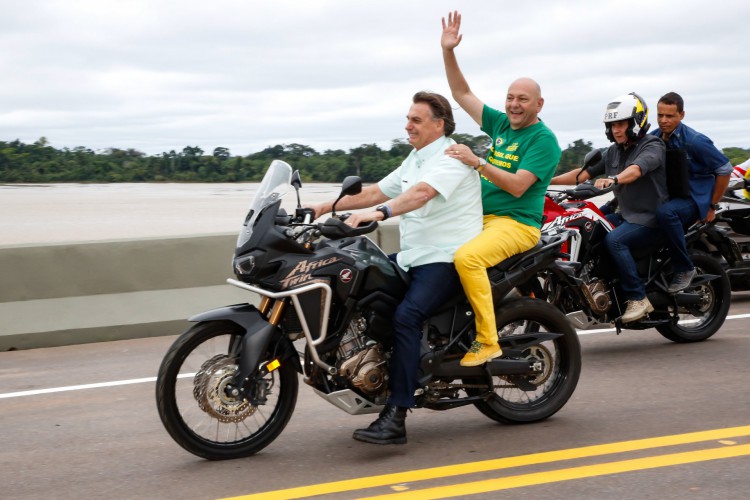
[{"x1": 441, "y1": 11, "x2": 484, "y2": 126}]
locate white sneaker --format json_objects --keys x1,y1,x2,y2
[{"x1": 621, "y1": 297, "x2": 654, "y2": 323}]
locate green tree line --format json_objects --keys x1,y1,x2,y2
[{"x1": 1, "y1": 136, "x2": 748, "y2": 183}]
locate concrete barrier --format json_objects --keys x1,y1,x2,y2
[{"x1": 0, "y1": 223, "x2": 401, "y2": 350}]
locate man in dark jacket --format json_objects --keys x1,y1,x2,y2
[{"x1": 551, "y1": 92, "x2": 667, "y2": 323}]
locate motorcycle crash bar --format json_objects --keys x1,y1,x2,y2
[{"x1": 226, "y1": 278, "x2": 338, "y2": 375}]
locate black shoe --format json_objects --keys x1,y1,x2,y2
[{"x1": 352, "y1": 404, "x2": 407, "y2": 445}]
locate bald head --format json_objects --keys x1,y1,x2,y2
[
  {"x1": 510, "y1": 77, "x2": 542, "y2": 99},
  {"x1": 506, "y1": 77, "x2": 544, "y2": 130}
]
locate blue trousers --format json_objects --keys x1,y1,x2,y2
[
  {"x1": 656, "y1": 197, "x2": 699, "y2": 273},
  {"x1": 387, "y1": 259, "x2": 462, "y2": 408},
  {"x1": 604, "y1": 213, "x2": 663, "y2": 300}
]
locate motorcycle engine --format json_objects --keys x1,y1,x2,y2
[
  {"x1": 574, "y1": 261, "x2": 612, "y2": 315},
  {"x1": 337, "y1": 314, "x2": 388, "y2": 399},
  {"x1": 581, "y1": 279, "x2": 611, "y2": 315}
]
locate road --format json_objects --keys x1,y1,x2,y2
[{"x1": 1, "y1": 295, "x2": 749, "y2": 500}]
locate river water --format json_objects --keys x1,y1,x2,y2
[
  {"x1": 1, "y1": 182, "x2": 593, "y2": 246},
  {"x1": 0, "y1": 182, "x2": 343, "y2": 245}
]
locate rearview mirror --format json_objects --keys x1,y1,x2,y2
[
  {"x1": 291, "y1": 170, "x2": 303, "y2": 208},
  {"x1": 332, "y1": 176, "x2": 362, "y2": 216},
  {"x1": 577, "y1": 149, "x2": 603, "y2": 184},
  {"x1": 582, "y1": 149, "x2": 602, "y2": 168}
]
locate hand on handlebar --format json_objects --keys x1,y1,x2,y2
[
  {"x1": 344, "y1": 211, "x2": 382, "y2": 228},
  {"x1": 594, "y1": 177, "x2": 616, "y2": 189},
  {"x1": 305, "y1": 203, "x2": 330, "y2": 221}
]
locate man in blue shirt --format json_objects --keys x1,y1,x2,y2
[{"x1": 652, "y1": 92, "x2": 733, "y2": 292}]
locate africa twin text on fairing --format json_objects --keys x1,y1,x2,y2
[{"x1": 155, "y1": 160, "x2": 581, "y2": 460}]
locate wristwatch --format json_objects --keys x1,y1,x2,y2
[
  {"x1": 376, "y1": 205, "x2": 391, "y2": 221},
  {"x1": 710, "y1": 203, "x2": 719, "y2": 210},
  {"x1": 475, "y1": 158, "x2": 487, "y2": 172},
  {"x1": 607, "y1": 175, "x2": 619, "y2": 185}
]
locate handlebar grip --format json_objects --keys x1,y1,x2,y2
[{"x1": 318, "y1": 218, "x2": 378, "y2": 239}]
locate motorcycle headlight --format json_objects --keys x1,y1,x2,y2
[{"x1": 233, "y1": 255, "x2": 256, "y2": 276}]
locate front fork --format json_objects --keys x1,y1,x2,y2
[{"x1": 227, "y1": 296, "x2": 291, "y2": 401}]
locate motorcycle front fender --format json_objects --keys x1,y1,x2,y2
[
  {"x1": 189, "y1": 303, "x2": 266, "y2": 330},
  {"x1": 189, "y1": 303, "x2": 301, "y2": 384}
]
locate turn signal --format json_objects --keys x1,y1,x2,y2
[{"x1": 265, "y1": 359, "x2": 281, "y2": 372}]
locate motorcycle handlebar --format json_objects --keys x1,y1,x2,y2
[
  {"x1": 549, "y1": 181, "x2": 615, "y2": 202},
  {"x1": 318, "y1": 217, "x2": 379, "y2": 239},
  {"x1": 566, "y1": 181, "x2": 614, "y2": 199}
]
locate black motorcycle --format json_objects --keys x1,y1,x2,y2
[
  {"x1": 708, "y1": 176, "x2": 750, "y2": 291},
  {"x1": 535, "y1": 150, "x2": 731, "y2": 343},
  {"x1": 155, "y1": 160, "x2": 581, "y2": 460}
]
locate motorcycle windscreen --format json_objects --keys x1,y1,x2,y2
[{"x1": 237, "y1": 160, "x2": 293, "y2": 248}]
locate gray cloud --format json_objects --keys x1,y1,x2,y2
[{"x1": 1, "y1": 0, "x2": 748, "y2": 157}]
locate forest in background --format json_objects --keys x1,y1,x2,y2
[{"x1": 1, "y1": 135, "x2": 749, "y2": 183}]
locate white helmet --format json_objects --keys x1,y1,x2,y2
[{"x1": 603, "y1": 92, "x2": 650, "y2": 142}]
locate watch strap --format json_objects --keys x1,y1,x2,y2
[{"x1": 376, "y1": 205, "x2": 391, "y2": 220}]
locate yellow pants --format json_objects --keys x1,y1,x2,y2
[{"x1": 454, "y1": 215, "x2": 541, "y2": 345}]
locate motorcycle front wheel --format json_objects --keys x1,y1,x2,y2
[
  {"x1": 655, "y1": 250, "x2": 731, "y2": 343},
  {"x1": 155, "y1": 320, "x2": 298, "y2": 460},
  {"x1": 465, "y1": 297, "x2": 581, "y2": 424}
]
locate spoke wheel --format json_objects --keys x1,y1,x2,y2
[
  {"x1": 464, "y1": 298, "x2": 581, "y2": 424},
  {"x1": 656, "y1": 251, "x2": 731, "y2": 343},
  {"x1": 156, "y1": 321, "x2": 298, "y2": 460}
]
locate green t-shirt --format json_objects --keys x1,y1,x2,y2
[{"x1": 480, "y1": 105, "x2": 561, "y2": 227}]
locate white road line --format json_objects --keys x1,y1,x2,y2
[
  {"x1": 577, "y1": 312, "x2": 750, "y2": 335},
  {"x1": 1, "y1": 314, "x2": 748, "y2": 400},
  {"x1": 0, "y1": 373, "x2": 194, "y2": 399}
]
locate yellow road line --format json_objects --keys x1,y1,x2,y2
[
  {"x1": 359, "y1": 443, "x2": 750, "y2": 499},
  {"x1": 220, "y1": 425, "x2": 750, "y2": 500}
]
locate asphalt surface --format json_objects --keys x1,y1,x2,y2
[{"x1": 1, "y1": 295, "x2": 749, "y2": 500}]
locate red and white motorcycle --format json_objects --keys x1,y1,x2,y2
[{"x1": 522, "y1": 150, "x2": 731, "y2": 343}]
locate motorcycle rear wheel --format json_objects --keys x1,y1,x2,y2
[
  {"x1": 155, "y1": 320, "x2": 298, "y2": 460},
  {"x1": 465, "y1": 297, "x2": 581, "y2": 424},
  {"x1": 655, "y1": 250, "x2": 731, "y2": 343}
]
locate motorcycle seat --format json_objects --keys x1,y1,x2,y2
[{"x1": 489, "y1": 241, "x2": 544, "y2": 274}]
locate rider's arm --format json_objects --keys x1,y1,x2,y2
[
  {"x1": 310, "y1": 184, "x2": 389, "y2": 219},
  {"x1": 706, "y1": 173, "x2": 732, "y2": 221},
  {"x1": 596, "y1": 138, "x2": 665, "y2": 188},
  {"x1": 712, "y1": 174, "x2": 731, "y2": 204},
  {"x1": 389, "y1": 182, "x2": 439, "y2": 214},
  {"x1": 551, "y1": 168, "x2": 591, "y2": 185},
  {"x1": 344, "y1": 182, "x2": 438, "y2": 227},
  {"x1": 480, "y1": 167, "x2": 539, "y2": 198},
  {"x1": 481, "y1": 129, "x2": 559, "y2": 197},
  {"x1": 441, "y1": 12, "x2": 484, "y2": 126},
  {"x1": 595, "y1": 163, "x2": 644, "y2": 188}
]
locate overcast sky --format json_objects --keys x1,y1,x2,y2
[{"x1": 2, "y1": 0, "x2": 748, "y2": 157}]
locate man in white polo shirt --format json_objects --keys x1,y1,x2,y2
[{"x1": 310, "y1": 91, "x2": 482, "y2": 445}]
